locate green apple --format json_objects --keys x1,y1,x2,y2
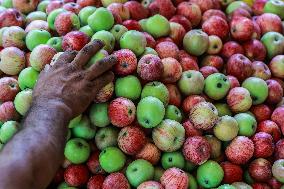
[
  {"x1": 47, "y1": 8, "x2": 66, "y2": 30},
  {"x1": 110, "y1": 24, "x2": 128, "y2": 41},
  {"x1": 47, "y1": 37, "x2": 62, "y2": 52},
  {"x1": 214, "y1": 103, "x2": 232, "y2": 116},
  {"x1": 197, "y1": 160, "x2": 224, "y2": 188},
  {"x1": 120, "y1": 30, "x2": 147, "y2": 56},
  {"x1": 272, "y1": 159, "x2": 284, "y2": 183},
  {"x1": 89, "y1": 102, "x2": 110, "y2": 127},
  {"x1": 137, "y1": 96, "x2": 165, "y2": 128},
  {"x1": 178, "y1": 70, "x2": 204, "y2": 95},
  {"x1": 18, "y1": 67, "x2": 39, "y2": 90},
  {"x1": 68, "y1": 114, "x2": 82, "y2": 129},
  {"x1": 264, "y1": 0, "x2": 284, "y2": 19},
  {"x1": 37, "y1": 1, "x2": 49, "y2": 12},
  {"x1": 185, "y1": 161, "x2": 197, "y2": 172},
  {"x1": 57, "y1": 182, "x2": 69, "y2": 189},
  {"x1": 141, "y1": 81, "x2": 169, "y2": 106},
  {"x1": 85, "y1": 49, "x2": 108, "y2": 68},
  {"x1": 0, "y1": 121, "x2": 19, "y2": 144},
  {"x1": 26, "y1": 11, "x2": 47, "y2": 23},
  {"x1": 214, "y1": 115, "x2": 239, "y2": 141},
  {"x1": 91, "y1": 30, "x2": 115, "y2": 53},
  {"x1": 204, "y1": 73, "x2": 230, "y2": 100},
  {"x1": 99, "y1": 146, "x2": 126, "y2": 173},
  {"x1": 25, "y1": 29, "x2": 51, "y2": 51},
  {"x1": 79, "y1": 6, "x2": 96, "y2": 26},
  {"x1": 141, "y1": 47, "x2": 158, "y2": 56},
  {"x1": 146, "y1": 14, "x2": 170, "y2": 38},
  {"x1": 126, "y1": 159, "x2": 154, "y2": 187},
  {"x1": 234, "y1": 113, "x2": 257, "y2": 137},
  {"x1": 152, "y1": 119, "x2": 185, "y2": 152},
  {"x1": 218, "y1": 184, "x2": 236, "y2": 189},
  {"x1": 72, "y1": 116, "x2": 96, "y2": 140},
  {"x1": 14, "y1": 89, "x2": 32, "y2": 116},
  {"x1": 101, "y1": 0, "x2": 127, "y2": 7},
  {"x1": 187, "y1": 173, "x2": 198, "y2": 189},
  {"x1": 79, "y1": 25, "x2": 94, "y2": 38},
  {"x1": 95, "y1": 126, "x2": 119, "y2": 150},
  {"x1": 161, "y1": 151, "x2": 185, "y2": 169},
  {"x1": 226, "y1": 1, "x2": 251, "y2": 14},
  {"x1": 261, "y1": 32, "x2": 284, "y2": 59},
  {"x1": 183, "y1": 29, "x2": 209, "y2": 56},
  {"x1": 165, "y1": 105, "x2": 182, "y2": 123},
  {"x1": 88, "y1": 7, "x2": 114, "y2": 32},
  {"x1": 0, "y1": 27, "x2": 8, "y2": 47},
  {"x1": 153, "y1": 167, "x2": 165, "y2": 181},
  {"x1": 139, "y1": 19, "x2": 147, "y2": 31},
  {"x1": 115, "y1": 75, "x2": 142, "y2": 100},
  {"x1": 1, "y1": 0, "x2": 12, "y2": 8},
  {"x1": 242, "y1": 77, "x2": 268, "y2": 105},
  {"x1": 64, "y1": 138, "x2": 90, "y2": 164}
]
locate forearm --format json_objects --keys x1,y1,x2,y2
[{"x1": 0, "y1": 99, "x2": 72, "y2": 189}]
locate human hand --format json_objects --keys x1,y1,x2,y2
[{"x1": 32, "y1": 40, "x2": 116, "y2": 118}]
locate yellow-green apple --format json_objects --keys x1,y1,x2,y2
[
  {"x1": 178, "y1": 70, "x2": 204, "y2": 96},
  {"x1": 204, "y1": 73, "x2": 230, "y2": 100},
  {"x1": 88, "y1": 7, "x2": 114, "y2": 32},
  {"x1": 71, "y1": 116, "x2": 96, "y2": 140},
  {"x1": 269, "y1": 55, "x2": 284, "y2": 78},
  {"x1": 120, "y1": 30, "x2": 146, "y2": 56},
  {"x1": 47, "y1": 37, "x2": 62, "y2": 52},
  {"x1": 214, "y1": 115, "x2": 239, "y2": 141},
  {"x1": 235, "y1": 113, "x2": 257, "y2": 137},
  {"x1": 272, "y1": 159, "x2": 284, "y2": 183},
  {"x1": 30, "y1": 44, "x2": 57, "y2": 71},
  {"x1": 37, "y1": 0, "x2": 49, "y2": 12},
  {"x1": 207, "y1": 35, "x2": 223, "y2": 55},
  {"x1": 0, "y1": 47, "x2": 25, "y2": 75},
  {"x1": 18, "y1": 67, "x2": 39, "y2": 90},
  {"x1": 115, "y1": 75, "x2": 141, "y2": 100},
  {"x1": 165, "y1": 105, "x2": 182, "y2": 123},
  {"x1": 0, "y1": 120, "x2": 19, "y2": 143},
  {"x1": 242, "y1": 77, "x2": 268, "y2": 105},
  {"x1": 214, "y1": 103, "x2": 232, "y2": 116},
  {"x1": 26, "y1": 11, "x2": 47, "y2": 24},
  {"x1": 145, "y1": 14, "x2": 170, "y2": 38},
  {"x1": 110, "y1": 24, "x2": 128, "y2": 41},
  {"x1": 79, "y1": 25, "x2": 94, "y2": 37},
  {"x1": 261, "y1": 31, "x2": 284, "y2": 59},
  {"x1": 89, "y1": 102, "x2": 110, "y2": 127},
  {"x1": 101, "y1": 0, "x2": 127, "y2": 7},
  {"x1": 2, "y1": 26, "x2": 25, "y2": 49},
  {"x1": 141, "y1": 81, "x2": 169, "y2": 106},
  {"x1": 95, "y1": 126, "x2": 118, "y2": 150},
  {"x1": 183, "y1": 29, "x2": 209, "y2": 56},
  {"x1": 99, "y1": 146, "x2": 126, "y2": 173},
  {"x1": 263, "y1": 0, "x2": 284, "y2": 19},
  {"x1": 161, "y1": 151, "x2": 185, "y2": 169},
  {"x1": 14, "y1": 89, "x2": 32, "y2": 116},
  {"x1": 91, "y1": 30, "x2": 115, "y2": 53},
  {"x1": 25, "y1": 29, "x2": 51, "y2": 51},
  {"x1": 25, "y1": 20, "x2": 49, "y2": 33},
  {"x1": 226, "y1": 1, "x2": 252, "y2": 15},
  {"x1": 78, "y1": 6, "x2": 96, "y2": 26}
]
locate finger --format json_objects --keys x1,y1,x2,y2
[
  {"x1": 71, "y1": 40, "x2": 104, "y2": 68},
  {"x1": 91, "y1": 71, "x2": 114, "y2": 95},
  {"x1": 54, "y1": 50, "x2": 77, "y2": 65},
  {"x1": 85, "y1": 55, "x2": 117, "y2": 80}
]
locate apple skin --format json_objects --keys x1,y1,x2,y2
[
  {"x1": 271, "y1": 106, "x2": 284, "y2": 135},
  {"x1": 87, "y1": 175, "x2": 105, "y2": 189},
  {"x1": 251, "y1": 183, "x2": 271, "y2": 189},
  {"x1": 161, "y1": 57, "x2": 182, "y2": 84},
  {"x1": 225, "y1": 136, "x2": 254, "y2": 165},
  {"x1": 122, "y1": 19, "x2": 141, "y2": 31},
  {"x1": 89, "y1": 102, "x2": 110, "y2": 128},
  {"x1": 25, "y1": 20, "x2": 49, "y2": 33},
  {"x1": 107, "y1": 3, "x2": 129, "y2": 21},
  {"x1": 120, "y1": 30, "x2": 146, "y2": 56},
  {"x1": 214, "y1": 115, "x2": 239, "y2": 141},
  {"x1": 227, "y1": 54, "x2": 253, "y2": 82},
  {"x1": 204, "y1": 73, "x2": 230, "y2": 100},
  {"x1": 63, "y1": 3, "x2": 81, "y2": 14},
  {"x1": 179, "y1": 54, "x2": 199, "y2": 72},
  {"x1": 2, "y1": 26, "x2": 25, "y2": 49},
  {"x1": 142, "y1": 32, "x2": 156, "y2": 49},
  {"x1": 137, "y1": 54, "x2": 163, "y2": 81},
  {"x1": 221, "y1": 41, "x2": 244, "y2": 59},
  {"x1": 202, "y1": 16, "x2": 229, "y2": 40},
  {"x1": 190, "y1": 0, "x2": 214, "y2": 13},
  {"x1": 0, "y1": 102, "x2": 19, "y2": 124},
  {"x1": 201, "y1": 55, "x2": 224, "y2": 71},
  {"x1": 166, "y1": 84, "x2": 182, "y2": 107},
  {"x1": 64, "y1": 138, "x2": 90, "y2": 164},
  {"x1": 0, "y1": 77, "x2": 19, "y2": 102},
  {"x1": 251, "y1": 104, "x2": 272, "y2": 122},
  {"x1": 227, "y1": 87, "x2": 252, "y2": 113},
  {"x1": 242, "y1": 39, "x2": 266, "y2": 61},
  {"x1": 261, "y1": 32, "x2": 284, "y2": 59},
  {"x1": 94, "y1": 81, "x2": 113, "y2": 103},
  {"x1": 256, "y1": 13, "x2": 282, "y2": 35},
  {"x1": 176, "y1": 2, "x2": 201, "y2": 27},
  {"x1": 214, "y1": 103, "x2": 232, "y2": 116},
  {"x1": 235, "y1": 112, "x2": 257, "y2": 137},
  {"x1": 78, "y1": 6, "x2": 96, "y2": 26},
  {"x1": 64, "y1": 164, "x2": 89, "y2": 187},
  {"x1": 252, "y1": 132, "x2": 274, "y2": 158},
  {"x1": 161, "y1": 151, "x2": 185, "y2": 169},
  {"x1": 182, "y1": 95, "x2": 205, "y2": 114},
  {"x1": 170, "y1": 15, "x2": 192, "y2": 31},
  {"x1": 189, "y1": 102, "x2": 219, "y2": 130},
  {"x1": 148, "y1": 0, "x2": 176, "y2": 20},
  {"x1": 202, "y1": 9, "x2": 226, "y2": 23},
  {"x1": 221, "y1": 161, "x2": 243, "y2": 184},
  {"x1": 0, "y1": 47, "x2": 25, "y2": 75},
  {"x1": 30, "y1": 44, "x2": 57, "y2": 71},
  {"x1": 108, "y1": 97, "x2": 135, "y2": 128},
  {"x1": 12, "y1": 0, "x2": 38, "y2": 14},
  {"x1": 266, "y1": 79, "x2": 283, "y2": 105},
  {"x1": 47, "y1": 37, "x2": 63, "y2": 52},
  {"x1": 95, "y1": 126, "x2": 118, "y2": 150},
  {"x1": 118, "y1": 126, "x2": 146, "y2": 155},
  {"x1": 252, "y1": 0, "x2": 267, "y2": 15},
  {"x1": 0, "y1": 121, "x2": 19, "y2": 143},
  {"x1": 25, "y1": 29, "x2": 51, "y2": 51},
  {"x1": 141, "y1": 81, "x2": 169, "y2": 106},
  {"x1": 249, "y1": 158, "x2": 272, "y2": 182},
  {"x1": 155, "y1": 41, "x2": 179, "y2": 59},
  {"x1": 135, "y1": 142, "x2": 161, "y2": 165},
  {"x1": 178, "y1": 70, "x2": 204, "y2": 96},
  {"x1": 152, "y1": 119, "x2": 185, "y2": 152},
  {"x1": 86, "y1": 151, "x2": 105, "y2": 174},
  {"x1": 47, "y1": 8, "x2": 66, "y2": 31},
  {"x1": 272, "y1": 159, "x2": 284, "y2": 183},
  {"x1": 115, "y1": 75, "x2": 141, "y2": 101},
  {"x1": 0, "y1": 8, "x2": 25, "y2": 28},
  {"x1": 112, "y1": 49, "x2": 137, "y2": 76},
  {"x1": 160, "y1": 167, "x2": 188, "y2": 189},
  {"x1": 230, "y1": 16, "x2": 254, "y2": 42},
  {"x1": 257, "y1": 120, "x2": 281, "y2": 143},
  {"x1": 88, "y1": 7, "x2": 114, "y2": 32},
  {"x1": 229, "y1": 8, "x2": 252, "y2": 21},
  {"x1": 269, "y1": 55, "x2": 284, "y2": 79},
  {"x1": 54, "y1": 11, "x2": 80, "y2": 36},
  {"x1": 226, "y1": 1, "x2": 252, "y2": 15},
  {"x1": 102, "y1": 172, "x2": 130, "y2": 189},
  {"x1": 77, "y1": 0, "x2": 100, "y2": 8},
  {"x1": 251, "y1": 61, "x2": 271, "y2": 80},
  {"x1": 197, "y1": 160, "x2": 224, "y2": 188},
  {"x1": 169, "y1": 22, "x2": 186, "y2": 46},
  {"x1": 267, "y1": 177, "x2": 282, "y2": 189},
  {"x1": 137, "y1": 181, "x2": 163, "y2": 189},
  {"x1": 145, "y1": 14, "x2": 170, "y2": 38},
  {"x1": 46, "y1": 1, "x2": 64, "y2": 14},
  {"x1": 110, "y1": 24, "x2": 128, "y2": 42},
  {"x1": 18, "y1": 67, "x2": 39, "y2": 90},
  {"x1": 183, "y1": 29, "x2": 209, "y2": 56},
  {"x1": 200, "y1": 66, "x2": 219, "y2": 78},
  {"x1": 99, "y1": 146, "x2": 126, "y2": 173},
  {"x1": 124, "y1": 1, "x2": 149, "y2": 21}
]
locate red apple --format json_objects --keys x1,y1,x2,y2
[
  {"x1": 249, "y1": 158, "x2": 272, "y2": 182},
  {"x1": 252, "y1": 132, "x2": 275, "y2": 158},
  {"x1": 155, "y1": 41, "x2": 179, "y2": 59},
  {"x1": 269, "y1": 55, "x2": 284, "y2": 79},
  {"x1": 102, "y1": 172, "x2": 130, "y2": 189},
  {"x1": 182, "y1": 119, "x2": 202, "y2": 137},
  {"x1": 62, "y1": 31, "x2": 90, "y2": 51},
  {"x1": 189, "y1": 0, "x2": 214, "y2": 13},
  {"x1": 242, "y1": 39, "x2": 266, "y2": 61},
  {"x1": 137, "y1": 54, "x2": 163, "y2": 81},
  {"x1": 176, "y1": 2, "x2": 201, "y2": 27},
  {"x1": 221, "y1": 41, "x2": 244, "y2": 59},
  {"x1": 268, "y1": 177, "x2": 282, "y2": 189},
  {"x1": 251, "y1": 61, "x2": 271, "y2": 80},
  {"x1": 46, "y1": 1, "x2": 64, "y2": 14},
  {"x1": 179, "y1": 54, "x2": 199, "y2": 71},
  {"x1": 170, "y1": 15, "x2": 192, "y2": 31},
  {"x1": 227, "y1": 87, "x2": 252, "y2": 113},
  {"x1": 202, "y1": 9, "x2": 226, "y2": 23},
  {"x1": 113, "y1": 49, "x2": 137, "y2": 76},
  {"x1": 0, "y1": 101, "x2": 19, "y2": 123},
  {"x1": 64, "y1": 164, "x2": 90, "y2": 187},
  {"x1": 87, "y1": 175, "x2": 105, "y2": 189},
  {"x1": 229, "y1": 8, "x2": 251, "y2": 20},
  {"x1": 227, "y1": 54, "x2": 253, "y2": 81},
  {"x1": 169, "y1": 22, "x2": 186, "y2": 45},
  {"x1": 256, "y1": 13, "x2": 282, "y2": 35},
  {"x1": 25, "y1": 20, "x2": 50, "y2": 33},
  {"x1": 200, "y1": 66, "x2": 219, "y2": 78},
  {"x1": 252, "y1": 0, "x2": 268, "y2": 15},
  {"x1": 266, "y1": 79, "x2": 283, "y2": 105},
  {"x1": 274, "y1": 139, "x2": 284, "y2": 160},
  {"x1": 251, "y1": 104, "x2": 272, "y2": 122},
  {"x1": 0, "y1": 77, "x2": 19, "y2": 102},
  {"x1": 252, "y1": 183, "x2": 271, "y2": 189},
  {"x1": 200, "y1": 55, "x2": 224, "y2": 71},
  {"x1": 160, "y1": 167, "x2": 188, "y2": 189},
  {"x1": 230, "y1": 16, "x2": 254, "y2": 41},
  {"x1": 63, "y1": 3, "x2": 81, "y2": 14},
  {"x1": 221, "y1": 161, "x2": 243, "y2": 184},
  {"x1": 94, "y1": 82, "x2": 114, "y2": 103},
  {"x1": 182, "y1": 95, "x2": 205, "y2": 113},
  {"x1": 138, "y1": 181, "x2": 163, "y2": 189},
  {"x1": 122, "y1": 19, "x2": 141, "y2": 31},
  {"x1": 148, "y1": 0, "x2": 176, "y2": 20},
  {"x1": 107, "y1": 3, "x2": 130, "y2": 21},
  {"x1": 124, "y1": 1, "x2": 149, "y2": 20},
  {"x1": 135, "y1": 142, "x2": 161, "y2": 165},
  {"x1": 202, "y1": 16, "x2": 229, "y2": 40},
  {"x1": 142, "y1": 32, "x2": 156, "y2": 48},
  {"x1": 0, "y1": 9, "x2": 25, "y2": 28},
  {"x1": 55, "y1": 11, "x2": 80, "y2": 36},
  {"x1": 166, "y1": 84, "x2": 182, "y2": 107},
  {"x1": 161, "y1": 57, "x2": 182, "y2": 83},
  {"x1": 257, "y1": 120, "x2": 281, "y2": 142},
  {"x1": 87, "y1": 151, "x2": 105, "y2": 174},
  {"x1": 77, "y1": 0, "x2": 99, "y2": 8},
  {"x1": 271, "y1": 106, "x2": 284, "y2": 134},
  {"x1": 227, "y1": 75, "x2": 240, "y2": 89}
]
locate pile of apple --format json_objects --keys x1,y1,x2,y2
[{"x1": 1, "y1": 0, "x2": 284, "y2": 188}]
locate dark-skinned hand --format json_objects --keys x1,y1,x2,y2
[{"x1": 32, "y1": 40, "x2": 116, "y2": 118}]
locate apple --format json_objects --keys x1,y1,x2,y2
[
  {"x1": 202, "y1": 16, "x2": 229, "y2": 40},
  {"x1": 141, "y1": 81, "x2": 169, "y2": 106},
  {"x1": 89, "y1": 102, "x2": 110, "y2": 128},
  {"x1": 152, "y1": 119, "x2": 185, "y2": 152},
  {"x1": 142, "y1": 32, "x2": 156, "y2": 48},
  {"x1": 88, "y1": 7, "x2": 114, "y2": 32},
  {"x1": 0, "y1": 47, "x2": 25, "y2": 75},
  {"x1": 155, "y1": 41, "x2": 179, "y2": 59},
  {"x1": 78, "y1": 6, "x2": 96, "y2": 27},
  {"x1": 87, "y1": 151, "x2": 105, "y2": 174},
  {"x1": 197, "y1": 160, "x2": 224, "y2": 188},
  {"x1": 161, "y1": 151, "x2": 185, "y2": 169},
  {"x1": 272, "y1": 159, "x2": 284, "y2": 183},
  {"x1": 234, "y1": 113, "x2": 257, "y2": 137},
  {"x1": 230, "y1": 16, "x2": 254, "y2": 41},
  {"x1": 257, "y1": 120, "x2": 281, "y2": 142},
  {"x1": 12, "y1": 0, "x2": 38, "y2": 14},
  {"x1": 46, "y1": 1, "x2": 64, "y2": 14},
  {"x1": 99, "y1": 146, "x2": 126, "y2": 173},
  {"x1": 25, "y1": 20, "x2": 49, "y2": 33},
  {"x1": 221, "y1": 41, "x2": 244, "y2": 59},
  {"x1": 107, "y1": 3, "x2": 129, "y2": 21},
  {"x1": 170, "y1": 15, "x2": 192, "y2": 31},
  {"x1": 95, "y1": 126, "x2": 118, "y2": 150},
  {"x1": 120, "y1": 30, "x2": 146, "y2": 56},
  {"x1": 64, "y1": 138, "x2": 90, "y2": 164},
  {"x1": 18, "y1": 67, "x2": 39, "y2": 90},
  {"x1": 189, "y1": 102, "x2": 219, "y2": 130},
  {"x1": 165, "y1": 105, "x2": 182, "y2": 123},
  {"x1": 269, "y1": 55, "x2": 284, "y2": 79},
  {"x1": 124, "y1": 1, "x2": 149, "y2": 21},
  {"x1": 71, "y1": 116, "x2": 96, "y2": 140},
  {"x1": 200, "y1": 66, "x2": 219, "y2": 78},
  {"x1": 0, "y1": 77, "x2": 19, "y2": 102},
  {"x1": 242, "y1": 39, "x2": 266, "y2": 61},
  {"x1": 0, "y1": 8, "x2": 25, "y2": 28},
  {"x1": 110, "y1": 24, "x2": 128, "y2": 41},
  {"x1": 221, "y1": 161, "x2": 243, "y2": 184},
  {"x1": 113, "y1": 49, "x2": 137, "y2": 76},
  {"x1": 183, "y1": 29, "x2": 209, "y2": 56},
  {"x1": 249, "y1": 158, "x2": 272, "y2": 182},
  {"x1": 227, "y1": 54, "x2": 252, "y2": 82},
  {"x1": 145, "y1": 14, "x2": 170, "y2": 38},
  {"x1": 166, "y1": 84, "x2": 182, "y2": 107},
  {"x1": 182, "y1": 119, "x2": 202, "y2": 138},
  {"x1": 2, "y1": 26, "x2": 26, "y2": 49},
  {"x1": 251, "y1": 61, "x2": 271, "y2": 80},
  {"x1": 64, "y1": 164, "x2": 89, "y2": 187},
  {"x1": 227, "y1": 87, "x2": 252, "y2": 113},
  {"x1": 137, "y1": 54, "x2": 163, "y2": 81},
  {"x1": 214, "y1": 103, "x2": 232, "y2": 116},
  {"x1": 252, "y1": 132, "x2": 274, "y2": 158},
  {"x1": 264, "y1": 0, "x2": 284, "y2": 19},
  {"x1": 47, "y1": 37, "x2": 62, "y2": 52},
  {"x1": 0, "y1": 102, "x2": 18, "y2": 127},
  {"x1": 256, "y1": 13, "x2": 282, "y2": 34},
  {"x1": 62, "y1": 3, "x2": 81, "y2": 14},
  {"x1": 272, "y1": 106, "x2": 284, "y2": 135},
  {"x1": 201, "y1": 55, "x2": 223, "y2": 71},
  {"x1": 25, "y1": 29, "x2": 51, "y2": 51},
  {"x1": 54, "y1": 11, "x2": 80, "y2": 36},
  {"x1": 153, "y1": 167, "x2": 164, "y2": 182},
  {"x1": 178, "y1": 70, "x2": 204, "y2": 96},
  {"x1": 115, "y1": 75, "x2": 141, "y2": 100},
  {"x1": 30, "y1": 44, "x2": 57, "y2": 71},
  {"x1": 0, "y1": 120, "x2": 19, "y2": 143},
  {"x1": 202, "y1": 9, "x2": 226, "y2": 23},
  {"x1": 268, "y1": 177, "x2": 283, "y2": 189},
  {"x1": 266, "y1": 79, "x2": 283, "y2": 105},
  {"x1": 169, "y1": 22, "x2": 186, "y2": 45},
  {"x1": 47, "y1": 8, "x2": 66, "y2": 30},
  {"x1": 232, "y1": 182, "x2": 252, "y2": 189},
  {"x1": 91, "y1": 30, "x2": 114, "y2": 53},
  {"x1": 135, "y1": 142, "x2": 161, "y2": 165},
  {"x1": 102, "y1": 172, "x2": 130, "y2": 189},
  {"x1": 160, "y1": 168, "x2": 188, "y2": 189},
  {"x1": 176, "y1": 2, "x2": 201, "y2": 27},
  {"x1": 161, "y1": 57, "x2": 182, "y2": 83},
  {"x1": 275, "y1": 139, "x2": 284, "y2": 160},
  {"x1": 87, "y1": 175, "x2": 105, "y2": 189},
  {"x1": 68, "y1": 115, "x2": 82, "y2": 129},
  {"x1": 126, "y1": 159, "x2": 154, "y2": 187},
  {"x1": 37, "y1": 0, "x2": 49, "y2": 12},
  {"x1": 226, "y1": 1, "x2": 252, "y2": 15},
  {"x1": 225, "y1": 136, "x2": 254, "y2": 165},
  {"x1": 1, "y1": 0, "x2": 12, "y2": 8},
  {"x1": 261, "y1": 32, "x2": 284, "y2": 59},
  {"x1": 137, "y1": 181, "x2": 163, "y2": 189},
  {"x1": 204, "y1": 73, "x2": 230, "y2": 100},
  {"x1": 206, "y1": 35, "x2": 223, "y2": 55},
  {"x1": 190, "y1": 0, "x2": 214, "y2": 13},
  {"x1": 214, "y1": 115, "x2": 239, "y2": 141},
  {"x1": 242, "y1": 77, "x2": 268, "y2": 105},
  {"x1": 0, "y1": 27, "x2": 8, "y2": 47}
]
